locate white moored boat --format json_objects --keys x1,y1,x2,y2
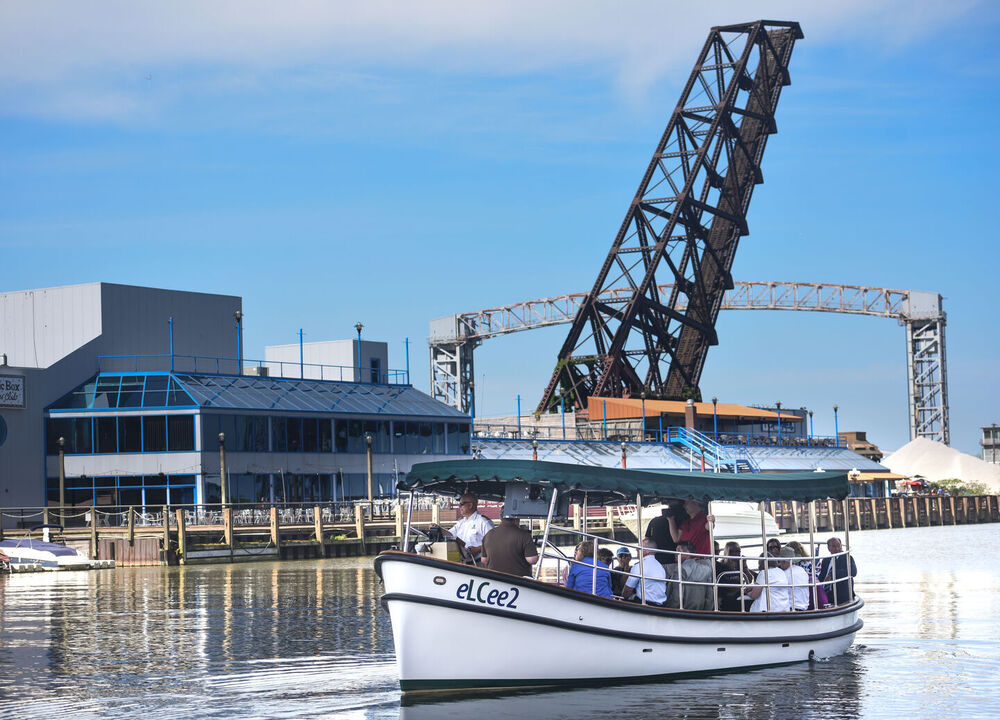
[
  {"x1": 376, "y1": 459, "x2": 863, "y2": 693},
  {"x1": 0, "y1": 525, "x2": 112, "y2": 571}
]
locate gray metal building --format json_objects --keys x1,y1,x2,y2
[{"x1": 0, "y1": 283, "x2": 469, "y2": 520}]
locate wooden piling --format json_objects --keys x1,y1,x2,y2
[
  {"x1": 176, "y1": 508, "x2": 186, "y2": 564},
  {"x1": 853, "y1": 498, "x2": 862, "y2": 531},
  {"x1": 572, "y1": 503, "x2": 581, "y2": 530},
  {"x1": 162, "y1": 505, "x2": 170, "y2": 563},
  {"x1": 314, "y1": 505, "x2": 325, "y2": 546},
  {"x1": 393, "y1": 503, "x2": 403, "y2": 539},
  {"x1": 431, "y1": 502, "x2": 440, "y2": 526},
  {"x1": 89, "y1": 508, "x2": 98, "y2": 559},
  {"x1": 127, "y1": 506, "x2": 135, "y2": 545},
  {"x1": 949, "y1": 496, "x2": 957, "y2": 524},
  {"x1": 223, "y1": 507, "x2": 233, "y2": 549},
  {"x1": 355, "y1": 504, "x2": 366, "y2": 553},
  {"x1": 270, "y1": 506, "x2": 281, "y2": 551}
]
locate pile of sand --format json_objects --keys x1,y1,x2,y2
[{"x1": 883, "y1": 437, "x2": 1000, "y2": 492}]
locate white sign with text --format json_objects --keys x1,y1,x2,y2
[{"x1": 0, "y1": 375, "x2": 25, "y2": 408}]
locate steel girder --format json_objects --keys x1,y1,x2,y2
[
  {"x1": 538, "y1": 21, "x2": 802, "y2": 413},
  {"x1": 906, "y1": 317, "x2": 950, "y2": 445}
]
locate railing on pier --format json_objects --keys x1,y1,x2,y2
[{"x1": 472, "y1": 422, "x2": 837, "y2": 449}]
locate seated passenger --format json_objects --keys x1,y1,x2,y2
[
  {"x1": 622, "y1": 538, "x2": 667, "y2": 606},
  {"x1": 717, "y1": 541, "x2": 753, "y2": 612},
  {"x1": 564, "y1": 541, "x2": 613, "y2": 598},
  {"x1": 818, "y1": 537, "x2": 858, "y2": 606},
  {"x1": 610, "y1": 546, "x2": 633, "y2": 597},
  {"x1": 481, "y1": 516, "x2": 539, "y2": 577},
  {"x1": 781, "y1": 546, "x2": 810, "y2": 610},
  {"x1": 664, "y1": 541, "x2": 714, "y2": 610},
  {"x1": 747, "y1": 554, "x2": 791, "y2": 612}
]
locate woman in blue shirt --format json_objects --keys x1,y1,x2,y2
[{"x1": 565, "y1": 541, "x2": 613, "y2": 598}]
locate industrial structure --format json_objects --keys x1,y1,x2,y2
[
  {"x1": 540, "y1": 21, "x2": 802, "y2": 411},
  {"x1": 430, "y1": 20, "x2": 949, "y2": 446},
  {"x1": 430, "y1": 281, "x2": 950, "y2": 444}
]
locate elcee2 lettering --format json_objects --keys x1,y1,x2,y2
[{"x1": 455, "y1": 579, "x2": 519, "y2": 609}]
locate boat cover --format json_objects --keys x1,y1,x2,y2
[{"x1": 400, "y1": 459, "x2": 849, "y2": 503}]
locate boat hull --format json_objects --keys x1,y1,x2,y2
[
  {"x1": 376, "y1": 552, "x2": 862, "y2": 692},
  {"x1": 0, "y1": 539, "x2": 104, "y2": 570}
]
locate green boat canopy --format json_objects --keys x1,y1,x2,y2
[{"x1": 400, "y1": 459, "x2": 849, "y2": 504}]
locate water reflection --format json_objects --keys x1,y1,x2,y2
[
  {"x1": 0, "y1": 525, "x2": 998, "y2": 719},
  {"x1": 400, "y1": 652, "x2": 865, "y2": 720}
]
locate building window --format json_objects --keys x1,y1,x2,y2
[
  {"x1": 168, "y1": 415, "x2": 195, "y2": 451},
  {"x1": 95, "y1": 417, "x2": 117, "y2": 453},
  {"x1": 271, "y1": 416, "x2": 287, "y2": 452},
  {"x1": 370, "y1": 357, "x2": 381, "y2": 384},
  {"x1": 118, "y1": 417, "x2": 141, "y2": 453},
  {"x1": 143, "y1": 416, "x2": 167, "y2": 452}
]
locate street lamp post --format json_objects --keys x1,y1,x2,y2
[
  {"x1": 711, "y1": 397, "x2": 718, "y2": 443},
  {"x1": 218, "y1": 433, "x2": 228, "y2": 508},
  {"x1": 365, "y1": 433, "x2": 374, "y2": 505},
  {"x1": 355, "y1": 322, "x2": 364, "y2": 382},
  {"x1": 57, "y1": 436, "x2": 65, "y2": 524},
  {"x1": 776, "y1": 401, "x2": 782, "y2": 445},
  {"x1": 234, "y1": 310, "x2": 243, "y2": 375},
  {"x1": 833, "y1": 405, "x2": 840, "y2": 448},
  {"x1": 560, "y1": 394, "x2": 566, "y2": 440},
  {"x1": 640, "y1": 392, "x2": 646, "y2": 442}
]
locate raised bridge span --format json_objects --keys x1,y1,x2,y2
[{"x1": 429, "y1": 281, "x2": 949, "y2": 444}]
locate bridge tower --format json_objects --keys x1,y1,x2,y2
[{"x1": 538, "y1": 20, "x2": 803, "y2": 414}]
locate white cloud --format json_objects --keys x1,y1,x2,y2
[{"x1": 0, "y1": 0, "x2": 986, "y2": 120}]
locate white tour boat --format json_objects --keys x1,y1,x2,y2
[{"x1": 376, "y1": 459, "x2": 862, "y2": 693}]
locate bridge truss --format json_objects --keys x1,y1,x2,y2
[
  {"x1": 539, "y1": 21, "x2": 803, "y2": 413},
  {"x1": 428, "y1": 281, "x2": 950, "y2": 444}
]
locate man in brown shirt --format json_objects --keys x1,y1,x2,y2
[{"x1": 481, "y1": 517, "x2": 539, "y2": 577}]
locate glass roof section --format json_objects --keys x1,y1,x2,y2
[
  {"x1": 173, "y1": 374, "x2": 466, "y2": 418},
  {"x1": 49, "y1": 374, "x2": 197, "y2": 410},
  {"x1": 50, "y1": 372, "x2": 467, "y2": 420}
]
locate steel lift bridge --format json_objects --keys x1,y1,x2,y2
[
  {"x1": 428, "y1": 281, "x2": 950, "y2": 444},
  {"x1": 430, "y1": 20, "x2": 949, "y2": 444}
]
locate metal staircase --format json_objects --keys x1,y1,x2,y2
[{"x1": 664, "y1": 427, "x2": 759, "y2": 473}]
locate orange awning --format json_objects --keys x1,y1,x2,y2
[{"x1": 586, "y1": 396, "x2": 800, "y2": 421}]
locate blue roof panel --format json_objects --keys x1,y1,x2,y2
[{"x1": 172, "y1": 374, "x2": 466, "y2": 418}]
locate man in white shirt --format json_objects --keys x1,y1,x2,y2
[
  {"x1": 622, "y1": 538, "x2": 668, "y2": 606},
  {"x1": 748, "y1": 554, "x2": 791, "y2": 612},
  {"x1": 781, "y1": 546, "x2": 810, "y2": 610},
  {"x1": 438, "y1": 493, "x2": 494, "y2": 563}
]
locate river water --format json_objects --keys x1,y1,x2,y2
[{"x1": 1, "y1": 524, "x2": 997, "y2": 720}]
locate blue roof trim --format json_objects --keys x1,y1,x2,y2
[{"x1": 48, "y1": 372, "x2": 468, "y2": 419}]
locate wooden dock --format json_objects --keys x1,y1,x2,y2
[
  {"x1": 2, "y1": 495, "x2": 996, "y2": 567},
  {"x1": 766, "y1": 495, "x2": 1000, "y2": 533}
]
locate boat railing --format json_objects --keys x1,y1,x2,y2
[{"x1": 539, "y1": 524, "x2": 855, "y2": 613}]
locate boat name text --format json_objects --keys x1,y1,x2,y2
[{"x1": 455, "y1": 579, "x2": 519, "y2": 609}]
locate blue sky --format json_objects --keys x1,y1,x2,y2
[{"x1": 1, "y1": 1, "x2": 998, "y2": 456}]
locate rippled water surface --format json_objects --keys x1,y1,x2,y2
[{"x1": 1, "y1": 524, "x2": 998, "y2": 719}]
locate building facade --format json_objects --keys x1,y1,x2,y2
[
  {"x1": 982, "y1": 425, "x2": 1000, "y2": 464},
  {"x1": 0, "y1": 282, "x2": 468, "y2": 520}
]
